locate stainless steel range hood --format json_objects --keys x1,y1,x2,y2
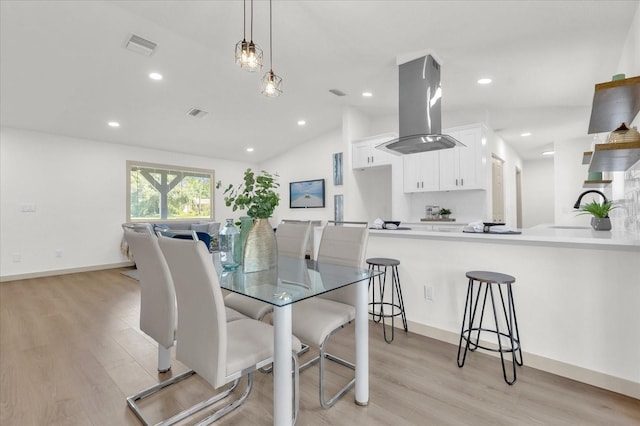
[{"x1": 377, "y1": 54, "x2": 463, "y2": 155}]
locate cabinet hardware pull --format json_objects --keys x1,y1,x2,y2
[
  {"x1": 456, "y1": 179, "x2": 458, "y2": 186},
  {"x1": 461, "y1": 178, "x2": 464, "y2": 186}
]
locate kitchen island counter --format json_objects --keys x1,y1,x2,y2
[
  {"x1": 366, "y1": 224, "x2": 640, "y2": 399},
  {"x1": 369, "y1": 223, "x2": 640, "y2": 251}
]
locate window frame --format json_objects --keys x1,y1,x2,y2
[{"x1": 126, "y1": 160, "x2": 215, "y2": 223}]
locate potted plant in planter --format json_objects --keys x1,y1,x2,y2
[
  {"x1": 439, "y1": 208, "x2": 452, "y2": 219},
  {"x1": 217, "y1": 169, "x2": 280, "y2": 272},
  {"x1": 577, "y1": 200, "x2": 617, "y2": 231}
]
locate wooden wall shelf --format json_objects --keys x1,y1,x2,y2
[
  {"x1": 587, "y1": 141, "x2": 640, "y2": 172},
  {"x1": 583, "y1": 179, "x2": 612, "y2": 188}
]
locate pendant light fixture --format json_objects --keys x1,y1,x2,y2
[
  {"x1": 234, "y1": 0, "x2": 263, "y2": 72},
  {"x1": 260, "y1": 0, "x2": 282, "y2": 97}
]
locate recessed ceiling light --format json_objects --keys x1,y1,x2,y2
[
  {"x1": 362, "y1": 92, "x2": 373, "y2": 97},
  {"x1": 149, "y1": 72, "x2": 163, "y2": 80},
  {"x1": 297, "y1": 120, "x2": 306, "y2": 126},
  {"x1": 542, "y1": 150, "x2": 554, "y2": 156},
  {"x1": 246, "y1": 147, "x2": 254, "y2": 152},
  {"x1": 521, "y1": 132, "x2": 532, "y2": 137},
  {"x1": 108, "y1": 121, "x2": 120, "y2": 128},
  {"x1": 477, "y1": 78, "x2": 492, "y2": 85}
]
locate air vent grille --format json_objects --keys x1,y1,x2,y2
[
  {"x1": 125, "y1": 34, "x2": 157, "y2": 56},
  {"x1": 187, "y1": 108, "x2": 208, "y2": 118},
  {"x1": 329, "y1": 89, "x2": 347, "y2": 97}
]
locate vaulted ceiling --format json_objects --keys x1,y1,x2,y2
[{"x1": 1, "y1": 1, "x2": 638, "y2": 162}]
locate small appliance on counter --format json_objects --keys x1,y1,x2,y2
[{"x1": 421, "y1": 205, "x2": 455, "y2": 222}]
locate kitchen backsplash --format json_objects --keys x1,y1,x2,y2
[
  {"x1": 406, "y1": 190, "x2": 487, "y2": 224},
  {"x1": 619, "y1": 160, "x2": 640, "y2": 235}
]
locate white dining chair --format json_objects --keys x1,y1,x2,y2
[
  {"x1": 122, "y1": 224, "x2": 177, "y2": 373},
  {"x1": 224, "y1": 220, "x2": 311, "y2": 321},
  {"x1": 129, "y1": 236, "x2": 299, "y2": 426},
  {"x1": 291, "y1": 221, "x2": 369, "y2": 408}
]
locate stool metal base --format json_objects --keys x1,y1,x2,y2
[
  {"x1": 367, "y1": 258, "x2": 407, "y2": 343},
  {"x1": 457, "y1": 273, "x2": 523, "y2": 385}
]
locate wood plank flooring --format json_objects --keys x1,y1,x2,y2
[{"x1": 1, "y1": 268, "x2": 638, "y2": 425}]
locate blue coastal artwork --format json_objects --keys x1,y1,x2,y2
[{"x1": 290, "y1": 179, "x2": 325, "y2": 208}]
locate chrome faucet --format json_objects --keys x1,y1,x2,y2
[{"x1": 573, "y1": 190, "x2": 608, "y2": 209}]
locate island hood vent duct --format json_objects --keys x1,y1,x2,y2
[{"x1": 378, "y1": 54, "x2": 463, "y2": 155}]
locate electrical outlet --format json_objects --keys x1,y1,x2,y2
[{"x1": 424, "y1": 285, "x2": 433, "y2": 301}]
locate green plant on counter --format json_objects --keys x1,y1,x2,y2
[
  {"x1": 439, "y1": 208, "x2": 452, "y2": 216},
  {"x1": 216, "y1": 168, "x2": 280, "y2": 219},
  {"x1": 576, "y1": 200, "x2": 617, "y2": 218}
]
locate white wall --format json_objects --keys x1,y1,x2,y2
[
  {"x1": 259, "y1": 128, "x2": 343, "y2": 226},
  {"x1": 0, "y1": 127, "x2": 253, "y2": 279},
  {"x1": 521, "y1": 158, "x2": 555, "y2": 227}
]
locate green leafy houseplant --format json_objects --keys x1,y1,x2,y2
[
  {"x1": 439, "y1": 208, "x2": 452, "y2": 216},
  {"x1": 216, "y1": 168, "x2": 280, "y2": 219},
  {"x1": 577, "y1": 200, "x2": 617, "y2": 219}
]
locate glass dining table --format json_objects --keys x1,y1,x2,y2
[{"x1": 213, "y1": 254, "x2": 380, "y2": 426}]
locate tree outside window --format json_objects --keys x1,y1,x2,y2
[{"x1": 127, "y1": 161, "x2": 214, "y2": 222}]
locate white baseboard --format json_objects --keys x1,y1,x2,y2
[
  {"x1": 0, "y1": 261, "x2": 134, "y2": 282},
  {"x1": 406, "y1": 320, "x2": 640, "y2": 399}
]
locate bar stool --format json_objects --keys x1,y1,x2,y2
[
  {"x1": 367, "y1": 258, "x2": 408, "y2": 343},
  {"x1": 457, "y1": 270, "x2": 523, "y2": 384}
]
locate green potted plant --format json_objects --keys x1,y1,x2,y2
[
  {"x1": 439, "y1": 208, "x2": 452, "y2": 219},
  {"x1": 216, "y1": 169, "x2": 280, "y2": 272},
  {"x1": 217, "y1": 168, "x2": 280, "y2": 219},
  {"x1": 577, "y1": 200, "x2": 617, "y2": 231}
]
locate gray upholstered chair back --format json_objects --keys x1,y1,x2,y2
[
  {"x1": 122, "y1": 228, "x2": 177, "y2": 350},
  {"x1": 158, "y1": 236, "x2": 228, "y2": 388},
  {"x1": 317, "y1": 223, "x2": 369, "y2": 306},
  {"x1": 276, "y1": 221, "x2": 312, "y2": 259}
]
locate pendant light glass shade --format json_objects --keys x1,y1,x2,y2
[
  {"x1": 260, "y1": 70, "x2": 282, "y2": 97},
  {"x1": 234, "y1": 0, "x2": 263, "y2": 72},
  {"x1": 235, "y1": 40, "x2": 263, "y2": 71}
]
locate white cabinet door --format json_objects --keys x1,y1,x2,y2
[
  {"x1": 403, "y1": 151, "x2": 439, "y2": 192},
  {"x1": 457, "y1": 127, "x2": 483, "y2": 189},
  {"x1": 438, "y1": 131, "x2": 460, "y2": 191},
  {"x1": 352, "y1": 140, "x2": 373, "y2": 169},
  {"x1": 438, "y1": 126, "x2": 485, "y2": 191},
  {"x1": 352, "y1": 133, "x2": 395, "y2": 170}
]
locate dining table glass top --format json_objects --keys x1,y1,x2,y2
[{"x1": 213, "y1": 254, "x2": 380, "y2": 307}]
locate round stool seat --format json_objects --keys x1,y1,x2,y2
[
  {"x1": 465, "y1": 270, "x2": 515, "y2": 285},
  {"x1": 366, "y1": 257, "x2": 400, "y2": 267}
]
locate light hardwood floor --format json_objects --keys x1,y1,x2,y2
[{"x1": 1, "y1": 268, "x2": 638, "y2": 425}]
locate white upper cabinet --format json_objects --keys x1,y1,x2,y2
[
  {"x1": 439, "y1": 126, "x2": 484, "y2": 190},
  {"x1": 403, "y1": 151, "x2": 439, "y2": 192},
  {"x1": 402, "y1": 124, "x2": 487, "y2": 193},
  {"x1": 352, "y1": 133, "x2": 397, "y2": 170}
]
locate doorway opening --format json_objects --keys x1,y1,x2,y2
[{"x1": 492, "y1": 156, "x2": 505, "y2": 222}]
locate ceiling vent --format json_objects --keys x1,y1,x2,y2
[
  {"x1": 187, "y1": 108, "x2": 208, "y2": 118},
  {"x1": 125, "y1": 34, "x2": 157, "y2": 56},
  {"x1": 329, "y1": 89, "x2": 347, "y2": 97}
]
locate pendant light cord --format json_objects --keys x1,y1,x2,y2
[
  {"x1": 243, "y1": 0, "x2": 246, "y2": 39},
  {"x1": 269, "y1": 0, "x2": 273, "y2": 71},
  {"x1": 250, "y1": 0, "x2": 254, "y2": 42}
]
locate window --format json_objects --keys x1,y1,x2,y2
[{"x1": 127, "y1": 161, "x2": 214, "y2": 222}]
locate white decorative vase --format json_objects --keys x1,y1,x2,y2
[
  {"x1": 242, "y1": 218, "x2": 277, "y2": 273},
  {"x1": 590, "y1": 217, "x2": 611, "y2": 231}
]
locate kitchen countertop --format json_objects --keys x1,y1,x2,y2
[{"x1": 368, "y1": 223, "x2": 640, "y2": 250}]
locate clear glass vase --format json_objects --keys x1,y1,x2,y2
[{"x1": 219, "y1": 219, "x2": 240, "y2": 270}]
